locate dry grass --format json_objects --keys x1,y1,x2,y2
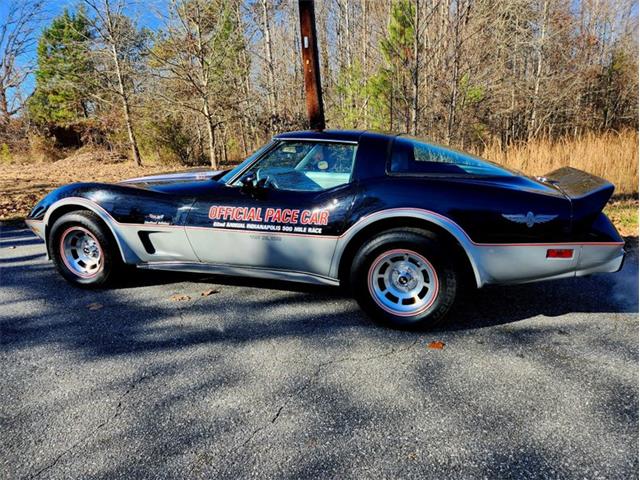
[
  {"x1": 477, "y1": 130, "x2": 639, "y2": 196},
  {"x1": 0, "y1": 149, "x2": 181, "y2": 222}
]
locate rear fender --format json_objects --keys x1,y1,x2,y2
[{"x1": 331, "y1": 208, "x2": 484, "y2": 287}]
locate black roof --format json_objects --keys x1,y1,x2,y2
[{"x1": 274, "y1": 130, "x2": 373, "y2": 143}]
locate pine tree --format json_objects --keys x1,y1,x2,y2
[
  {"x1": 369, "y1": 0, "x2": 416, "y2": 133},
  {"x1": 28, "y1": 9, "x2": 94, "y2": 125}
]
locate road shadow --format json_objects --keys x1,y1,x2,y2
[
  {"x1": 0, "y1": 226, "x2": 43, "y2": 248},
  {"x1": 1, "y1": 229, "x2": 637, "y2": 348},
  {"x1": 1, "y1": 228, "x2": 638, "y2": 479},
  {"x1": 111, "y1": 235, "x2": 640, "y2": 333}
]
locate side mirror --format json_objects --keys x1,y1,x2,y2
[
  {"x1": 239, "y1": 173, "x2": 257, "y2": 193},
  {"x1": 239, "y1": 173, "x2": 268, "y2": 198}
]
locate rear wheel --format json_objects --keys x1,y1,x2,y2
[
  {"x1": 351, "y1": 229, "x2": 458, "y2": 329},
  {"x1": 49, "y1": 211, "x2": 121, "y2": 287}
]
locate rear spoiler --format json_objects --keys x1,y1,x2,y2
[{"x1": 543, "y1": 167, "x2": 614, "y2": 225}]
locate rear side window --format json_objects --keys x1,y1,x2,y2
[{"x1": 389, "y1": 137, "x2": 514, "y2": 176}]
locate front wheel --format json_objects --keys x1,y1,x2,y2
[
  {"x1": 350, "y1": 229, "x2": 458, "y2": 329},
  {"x1": 49, "y1": 211, "x2": 121, "y2": 287}
]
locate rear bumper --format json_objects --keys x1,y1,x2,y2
[
  {"x1": 474, "y1": 210, "x2": 626, "y2": 286},
  {"x1": 475, "y1": 241, "x2": 625, "y2": 286},
  {"x1": 576, "y1": 243, "x2": 626, "y2": 276}
]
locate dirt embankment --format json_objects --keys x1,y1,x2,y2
[{"x1": 0, "y1": 150, "x2": 182, "y2": 222}]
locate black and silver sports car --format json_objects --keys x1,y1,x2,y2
[{"x1": 26, "y1": 130, "x2": 625, "y2": 328}]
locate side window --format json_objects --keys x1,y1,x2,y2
[
  {"x1": 250, "y1": 142, "x2": 314, "y2": 170},
  {"x1": 389, "y1": 137, "x2": 513, "y2": 176},
  {"x1": 237, "y1": 141, "x2": 357, "y2": 192}
]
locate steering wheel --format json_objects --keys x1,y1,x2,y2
[{"x1": 255, "y1": 168, "x2": 280, "y2": 189}]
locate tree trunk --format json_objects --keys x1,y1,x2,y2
[
  {"x1": 446, "y1": 1, "x2": 463, "y2": 145},
  {"x1": 361, "y1": 0, "x2": 369, "y2": 129},
  {"x1": 261, "y1": 0, "x2": 277, "y2": 128},
  {"x1": 222, "y1": 124, "x2": 228, "y2": 165},
  {"x1": 111, "y1": 43, "x2": 142, "y2": 166},
  {"x1": 342, "y1": 0, "x2": 352, "y2": 71},
  {"x1": 236, "y1": 6, "x2": 253, "y2": 156},
  {"x1": 203, "y1": 100, "x2": 217, "y2": 169},
  {"x1": 196, "y1": 123, "x2": 204, "y2": 162},
  {"x1": 410, "y1": 0, "x2": 420, "y2": 136},
  {"x1": 0, "y1": 87, "x2": 9, "y2": 129},
  {"x1": 528, "y1": 0, "x2": 549, "y2": 141}
]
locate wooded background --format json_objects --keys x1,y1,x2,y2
[{"x1": 0, "y1": 0, "x2": 638, "y2": 169}]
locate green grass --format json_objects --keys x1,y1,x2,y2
[{"x1": 604, "y1": 197, "x2": 638, "y2": 237}]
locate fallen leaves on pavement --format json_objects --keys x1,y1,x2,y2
[
  {"x1": 86, "y1": 302, "x2": 103, "y2": 311},
  {"x1": 427, "y1": 340, "x2": 445, "y2": 350},
  {"x1": 200, "y1": 288, "x2": 220, "y2": 297},
  {"x1": 170, "y1": 294, "x2": 191, "y2": 302}
]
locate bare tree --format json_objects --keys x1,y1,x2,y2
[
  {"x1": 0, "y1": 0, "x2": 43, "y2": 127},
  {"x1": 81, "y1": 0, "x2": 143, "y2": 165},
  {"x1": 260, "y1": 0, "x2": 277, "y2": 128},
  {"x1": 528, "y1": 0, "x2": 549, "y2": 140},
  {"x1": 15, "y1": 0, "x2": 637, "y2": 165},
  {"x1": 150, "y1": 0, "x2": 245, "y2": 168}
]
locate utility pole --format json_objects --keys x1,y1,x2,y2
[{"x1": 298, "y1": 0, "x2": 325, "y2": 130}]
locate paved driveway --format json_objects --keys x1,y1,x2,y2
[{"x1": 1, "y1": 226, "x2": 638, "y2": 479}]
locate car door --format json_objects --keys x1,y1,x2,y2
[{"x1": 184, "y1": 140, "x2": 359, "y2": 278}]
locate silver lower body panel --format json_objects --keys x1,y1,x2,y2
[
  {"x1": 136, "y1": 261, "x2": 340, "y2": 287},
  {"x1": 25, "y1": 219, "x2": 45, "y2": 240},
  {"x1": 135, "y1": 243, "x2": 624, "y2": 289},
  {"x1": 185, "y1": 227, "x2": 337, "y2": 277},
  {"x1": 474, "y1": 243, "x2": 625, "y2": 286}
]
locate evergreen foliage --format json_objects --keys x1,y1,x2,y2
[{"x1": 28, "y1": 9, "x2": 94, "y2": 124}]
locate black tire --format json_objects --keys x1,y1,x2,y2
[
  {"x1": 350, "y1": 228, "x2": 458, "y2": 329},
  {"x1": 49, "y1": 210, "x2": 122, "y2": 287}
]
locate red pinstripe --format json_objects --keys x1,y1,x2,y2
[{"x1": 46, "y1": 197, "x2": 625, "y2": 247}]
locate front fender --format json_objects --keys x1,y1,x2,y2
[{"x1": 41, "y1": 197, "x2": 141, "y2": 264}]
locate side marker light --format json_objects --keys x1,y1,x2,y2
[{"x1": 546, "y1": 249, "x2": 573, "y2": 259}]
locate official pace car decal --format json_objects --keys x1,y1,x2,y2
[{"x1": 208, "y1": 205, "x2": 330, "y2": 235}]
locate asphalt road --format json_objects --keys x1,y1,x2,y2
[{"x1": 1, "y1": 225, "x2": 638, "y2": 479}]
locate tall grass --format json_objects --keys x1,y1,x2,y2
[{"x1": 476, "y1": 130, "x2": 638, "y2": 196}]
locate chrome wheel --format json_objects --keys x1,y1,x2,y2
[
  {"x1": 59, "y1": 226, "x2": 103, "y2": 278},
  {"x1": 367, "y1": 249, "x2": 439, "y2": 316}
]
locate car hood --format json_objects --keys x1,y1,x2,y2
[{"x1": 119, "y1": 169, "x2": 221, "y2": 187}]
